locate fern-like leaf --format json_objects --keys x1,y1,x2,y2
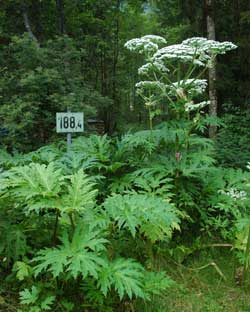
[
  {"x1": 103, "y1": 193, "x2": 179, "y2": 242},
  {"x1": 60, "y1": 170, "x2": 97, "y2": 214},
  {"x1": 33, "y1": 225, "x2": 107, "y2": 279},
  {"x1": 98, "y1": 258, "x2": 145, "y2": 299},
  {"x1": 20, "y1": 286, "x2": 40, "y2": 305},
  {"x1": 6, "y1": 163, "x2": 63, "y2": 198}
]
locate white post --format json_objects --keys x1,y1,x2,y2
[{"x1": 67, "y1": 132, "x2": 71, "y2": 155}]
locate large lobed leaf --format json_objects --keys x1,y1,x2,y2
[
  {"x1": 32, "y1": 225, "x2": 108, "y2": 279},
  {"x1": 103, "y1": 193, "x2": 180, "y2": 242},
  {"x1": 3, "y1": 162, "x2": 64, "y2": 200},
  {"x1": 98, "y1": 258, "x2": 145, "y2": 300},
  {"x1": 60, "y1": 171, "x2": 97, "y2": 214}
]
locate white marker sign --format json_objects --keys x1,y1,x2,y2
[{"x1": 56, "y1": 112, "x2": 84, "y2": 133}]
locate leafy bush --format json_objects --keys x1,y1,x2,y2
[{"x1": 0, "y1": 155, "x2": 178, "y2": 310}]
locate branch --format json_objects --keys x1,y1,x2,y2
[{"x1": 189, "y1": 261, "x2": 227, "y2": 281}]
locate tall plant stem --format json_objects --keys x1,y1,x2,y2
[
  {"x1": 148, "y1": 106, "x2": 153, "y2": 140},
  {"x1": 185, "y1": 65, "x2": 197, "y2": 81},
  {"x1": 177, "y1": 63, "x2": 181, "y2": 84},
  {"x1": 149, "y1": 115, "x2": 153, "y2": 133},
  {"x1": 192, "y1": 65, "x2": 209, "y2": 83}
]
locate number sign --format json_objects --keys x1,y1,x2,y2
[{"x1": 56, "y1": 112, "x2": 84, "y2": 133}]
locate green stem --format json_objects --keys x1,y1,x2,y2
[
  {"x1": 191, "y1": 65, "x2": 208, "y2": 84},
  {"x1": 148, "y1": 109, "x2": 154, "y2": 144},
  {"x1": 177, "y1": 63, "x2": 181, "y2": 84},
  {"x1": 148, "y1": 106, "x2": 153, "y2": 132},
  {"x1": 185, "y1": 64, "x2": 197, "y2": 81},
  {"x1": 149, "y1": 116, "x2": 153, "y2": 133},
  {"x1": 184, "y1": 47, "x2": 198, "y2": 81}
]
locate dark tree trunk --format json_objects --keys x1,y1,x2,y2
[
  {"x1": 206, "y1": 0, "x2": 218, "y2": 138},
  {"x1": 56, "y1": 0, "x2": 65, "y2": 34},
  {"x1": 112, "y1": 0, "x2": 120, "y2": 102},
  {"x1": 233, "y1": 0, "x2": 241, "y2": 38},
  {"x1": 110, "y1": 0, "x2": 121, "y2": 134}
]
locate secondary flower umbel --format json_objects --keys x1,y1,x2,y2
[
  {"x1": 125, "y1": 35, "x2": 167, "y2": 55},
  {"x1": 153, "y1": 44, "x2": 209, "y2": 66},
  {"x1": 182, "y1": 37, "x2": 237, "y2": 55}
]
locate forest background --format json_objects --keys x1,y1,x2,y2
[{"x1": 0, "y1": 0, "x2": 249, "y2": 167}]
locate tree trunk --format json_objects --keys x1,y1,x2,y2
[
  {"x1": 110, "y1": 0, "x2": 121, "y2": 134},
  {"x1": 206, "y1": 0, "x2": 217, "y2": 138},
  {"x1": 112, "y1": 0, "x2": 120, "y2": 104},
  {"x1": 56, "y1": 0, "x2": 65, "y2": 34},
  {"x1": 22, "y1": 6, "x2": 38, "y2": 43}
]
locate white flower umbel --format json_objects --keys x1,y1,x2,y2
[
  {"x1": 183, "y1": 37, "x2": 237, "y2": 55},
  {"x1": 135, "y1": 80, "x2": 166, "y2": 91},
  {"x1": 125, "y1": 35, "x2": 166, "y2": 55},
  {"x1": 218, "y1": 188, "x2": 247, "y2": 201},
  {"x1": 185, "y1": 100, "x2": 210, "y2": 112},
  {"x1": 138, "y1": 60, "x2": 169, "y2": 76},
  {"x1": 169, "y1": 79, "x2": 208, "y2": 97},
  {"x1": 153, "y1": 44, "x2": 209, "y2": 66},
  {"x1": 125, "y1": 38, "x2": 158, "y2": 54},
  {"x1": 142, "y1": 35, "x2": 167, "y2": 45}
]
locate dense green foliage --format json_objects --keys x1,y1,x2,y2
[{"x1": 1, "y1": 124, "x2": 250, "y2": 310}]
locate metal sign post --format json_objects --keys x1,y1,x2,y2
[
  {"x1": 56, "y1": 112, "x2": 84, "y2": 154},
  {"x1": 67, "y1": 132, "x2": 72, "y2": 155}
]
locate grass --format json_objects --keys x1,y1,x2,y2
[{"x1": 137, "y1": 248, "x2": 250, "y2": 312}]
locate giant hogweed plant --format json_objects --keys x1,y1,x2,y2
[
  {"x1": 125, "y1": 35, "x2": 236, "y2": 130},
  {"x1": 124, "y1": 36, "x2": 235, "y2": 184},
  {"x1": 124, "y1": 35, "x2": 237, "y2": 226},
  {"x1": 0, "y1": 161, "x2": 179, "y2": 311}
]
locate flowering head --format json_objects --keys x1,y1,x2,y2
[
  {"x1": 153, "y1": 44, "x2": 210, "y2": 66},
  {"x1": 124, "y1": 35, "x2": 167, "y2": 57},
  {"x1": 138, "y1": 60, "x2": 169, "y2": 76},
  {"x1": 182, "y1": 37, "x2": 237, "y2": 58},
  {"x1": 125, "y1": 35, "x2": 237, "y2": 124}
]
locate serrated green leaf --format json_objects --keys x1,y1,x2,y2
[
  {"x1": 61, "y1": 170, "x2": 97, "y2": 214},
  {"x1": 13, "y1": 261, "x2": 30, "y2": 281},
  {"x1": 33, "y1": 225, "x2": 107, "y2": 279},
  {"x1": 104, "y1": 193, "x2": 179, "y2": 242},
  {"x1": 40, "y1": 296, "x2": 55, "y2": 310},
  {"x1": 20, "y1": 286, "x2": 40, "y2": 305},
  {"x1": 98, "y1": 258, "x2": 145, "y2": 300}
]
